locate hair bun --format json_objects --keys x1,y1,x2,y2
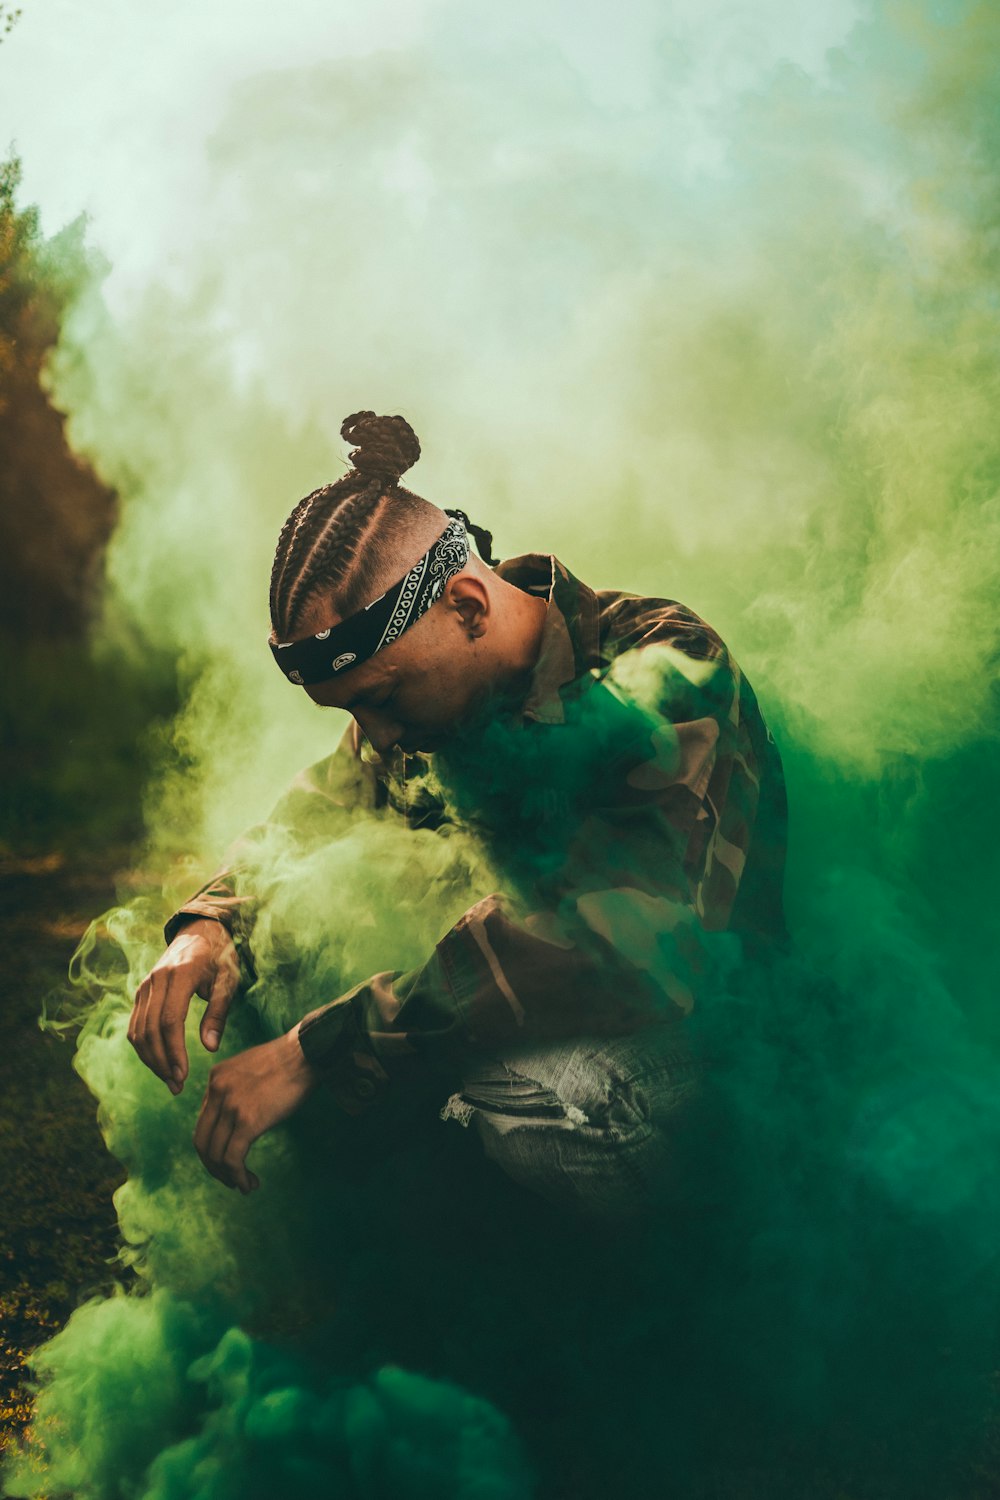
[{"x1": 340, "y1": 411, "x2": 421, "y2": 485}]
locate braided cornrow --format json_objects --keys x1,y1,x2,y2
[
  {"x1": 280, "y1": 479, "x2": 383, "y2": 634},
  {"x1": 268, "y1": 488, "x2": 327, "y2": 625},
  {"x1": 269, "y1": 411, "x2": 496, "y2": 641}
]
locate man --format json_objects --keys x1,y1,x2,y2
[{"x1": 129, "y1": 410, "x2": 788, "y2": 1221}]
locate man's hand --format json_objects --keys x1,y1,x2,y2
[
  {"x1": 193, "y1": 1026, "x2": 319, "y2": 1193},
  {"x1": 129, "y1": 918, "x2": 241, "y2": 1093}
]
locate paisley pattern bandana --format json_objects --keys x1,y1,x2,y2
[{"x1": 269, "y1": 513, "x2": 472, "y2": 687}]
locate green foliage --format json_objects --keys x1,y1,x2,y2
[
  {"x1": 0, "y1": 156, "x2": 41, "y2": 390},
  {"x1": 0, "y1": 151, "x2": 118, "y2": 639},
  {"x1": 0, "y1": 157, "x2": 178, "y2": 856}
]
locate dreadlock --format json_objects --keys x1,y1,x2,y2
[{"x1": 269, "y1": 411, "x2": 497, "y2": 641}]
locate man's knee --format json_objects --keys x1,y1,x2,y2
[{"x1": 439, "y1": 1028, "x2": 700, "y2": 1222}]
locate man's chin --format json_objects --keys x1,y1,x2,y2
[{"x1": 402, "y1": 681, "x2": 527, "y2": 758}]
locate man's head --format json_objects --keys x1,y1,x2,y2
[{"x1": 268, "y1": 411, "x2": 547, "y2": 755}]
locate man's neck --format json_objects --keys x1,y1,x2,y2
[{"x1": 504, "y1": 581, "x2": 549, "y2": 677}]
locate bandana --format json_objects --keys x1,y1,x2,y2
[{"x1": 270, "y1": 512, "x2": 472, "y2": 686}]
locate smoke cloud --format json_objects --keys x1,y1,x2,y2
[{"x1": 4, "y1": 0, "x2": 1000, "y2": 1494}]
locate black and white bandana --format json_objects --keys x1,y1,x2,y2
[{"x1": 269, "y1": 514, "x2": 472, "y2": 687}]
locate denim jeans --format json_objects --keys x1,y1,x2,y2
[{"x1": 439, "y1": 1023, "x2": 700, "y2": 1223}]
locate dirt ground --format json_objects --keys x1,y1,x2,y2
[{"x1": 0, "y1": 848, "x2": 131, "y2": 1461}]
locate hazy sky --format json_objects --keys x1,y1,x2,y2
[{"x1": 1, "y1": 0, "x2": 859, "y2": 297}]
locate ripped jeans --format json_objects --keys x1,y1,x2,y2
[{"x1": 439, "y1": 1023, "x2": 700, "y2": 1223}]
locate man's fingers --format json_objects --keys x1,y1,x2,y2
[
  {"x1": 127, "y1": 978, "x2": 148, "y2": 1046},
  {"x1": 200, "y1": 963, "x2": 238, "y2": 1053},
  {"x1": 159, "y1": 970, "x2": 195, "y2": 1086},
  {"x1": 130, "y1": 975, "x2": 150, "y2": 1024},
  {"x1": 194, "y1": 1075, "x2": 258, "y2": 1194},
  {"x1": 222, "y1": 1128, "x2": 258, "y2": 1195},
  {"x1": 138, "y1": 972, "x2": 181, "y2": 1090},
  {"x1": 193, "y1": 1083, "x2": 229, "y2": 1181},
  {"x1": 128, "y1": 984, "x2": 152, "y2": 1066},
  {"x1": 130, "y1": 929, "x2": 229, "y2": 1086},
  {"x1": 132, "y1": 978, "x2": 175, "y2": 1087},
  {"x1": 131, "y1": 955, "x2": 207, "y2": 1089},
  {"x1": 190, "y1": 1034, "x2": 313, "y2": 1197},
  {"x1": 205, "y1": 1105, "x2": 238, "y2": 1187}
]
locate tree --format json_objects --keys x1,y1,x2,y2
[
  {"x1": 0, "y1": 7, "x2": 23, "y2": 42},
  {"x1": 0, "y1": 153, "x2": 118, "y2": 639}
]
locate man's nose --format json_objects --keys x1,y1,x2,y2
[{"x1": 353, "y1": 709, "x2": 402, "y2": 755}]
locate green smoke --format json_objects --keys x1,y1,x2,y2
[
  {"x1": 4, "y1": 0, "x2": 1000, "y2": 1494},
  {"x1": 3, "y1": 1288, "x2": 532, "y2": 1499}
]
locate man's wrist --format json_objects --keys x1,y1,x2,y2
[
  {"x1": 286, "y1": 1022, "x2": 321, "y2": 1091},
  {"x1": 169, "y1": 912, "x2": 257, "y2": 992},
  {"x1": 178, "y1": 915, "x2": 230, "y2": 947}
]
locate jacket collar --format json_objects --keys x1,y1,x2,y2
[{"x1": 493, "y1": 552, "x2": 603, "y2": 725}]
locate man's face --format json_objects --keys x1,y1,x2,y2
[{"x1": 303, "y1": 606, "x2": 498, "y2": 757}]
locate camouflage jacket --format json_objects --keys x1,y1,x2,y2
[{"x1": 165, "y1": 552, "x2": 788, "y2": 1114}]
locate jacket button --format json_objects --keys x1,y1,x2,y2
[{"x1": 353, "y1": 1076, "x2": 377, "y2": 1102}]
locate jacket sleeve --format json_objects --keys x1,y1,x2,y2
[
  {"x1": 162, "y1": 721, "x2": 382, "y2": 964},
  {"x1": 297, "y1": 632, "x2": 781, "y2": 1116}
]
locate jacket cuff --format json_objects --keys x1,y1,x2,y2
[
  {"x1": 297, "y1": 992, "x2": 390, "y2": 1115},
  {"x1": 163, "y1": 904, "x2": 229, "y2": 945}
]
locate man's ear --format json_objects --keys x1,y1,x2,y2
[{"x1": 448, "y1": 573, "x2": 490, "y2": 639}]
